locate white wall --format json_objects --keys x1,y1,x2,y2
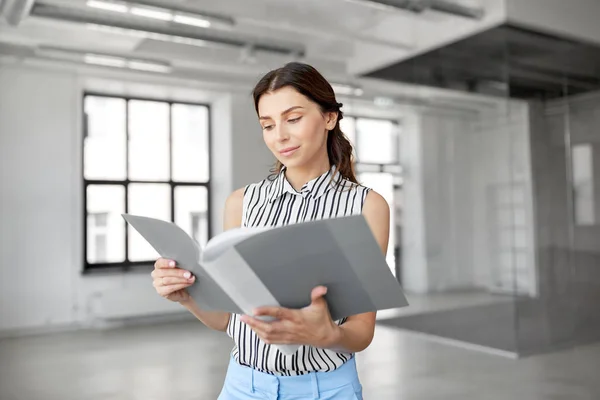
[
  {"x1": 399, "y1": 109, "x2": 429, "y2": 293},
  {"x1": 506, "y1": 0, "x2": 600, "y2": 45},
  {"x1": 0, "y1": 63, "x2": 268, "y2": 334},
  {"x1": 0, "y1": 65, "x2": 79, "y2": 332},
  {"x1": 230, "y1": 93, "x2": 274, "y2": 190}
]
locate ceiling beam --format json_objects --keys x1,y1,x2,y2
[
  {"x1": 349, "y1": 0, "x2": 484, "y2": 19},
  {"x1": 0, "y1": 0, "x2": 35, "y2": 25}
]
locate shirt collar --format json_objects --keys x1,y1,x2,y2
[{"x1": 267, "y1": 165, "x2": 343, "y2": 203}]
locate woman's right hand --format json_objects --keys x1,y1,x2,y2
[{"x1": 151, "y1": 258, "x2": 196, "y2": 303}]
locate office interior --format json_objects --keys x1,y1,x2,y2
[{"x1": 1, "y1": 0, "x2": 599, "y2": 399}]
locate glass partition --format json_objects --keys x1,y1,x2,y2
[{"x1": 370, "y1": 27, "x2": 525, "y2": 356}]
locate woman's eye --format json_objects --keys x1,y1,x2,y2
[
  {"x1": 288, "y1": 117, "x2": 301, "y2": 123},
  {"x1": 263, "y1": 125, "x2": 274, "y2": 131}
]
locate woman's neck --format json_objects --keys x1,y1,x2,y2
[{"x1": 284, "y1": 157, "x2": 331, "y2": 191}]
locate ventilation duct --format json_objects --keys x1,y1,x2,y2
[{"x1": 30, "y1": 2, "x2": 306, "y2": 57}]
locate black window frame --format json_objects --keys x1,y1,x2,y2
[
  {"x1": 82, "y1": 92, "x2": 212, "y2": 274},
  {"x1": 343, "y1": 114, "x2": 402, "y2": 174}
]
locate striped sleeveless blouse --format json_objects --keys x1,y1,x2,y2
[{"x1": 225, "y1": 165, "x2": 372, "y2": 376}]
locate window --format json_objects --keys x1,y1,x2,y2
[
  {"x1": 83, "y1": 94, "x2": 211, "y2": 271},
  {"x1": 340, "y1": 116, "x2": 402, "y2": 275},
  {"x1": 572, "y1": 143, "x2": 595, "y2": 226},
  {"x1": 340, "y1": 117, "x2": 400, "y2": 166}
]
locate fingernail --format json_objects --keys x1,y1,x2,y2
[
  {"x1": 183, "y1": 271, "x2": 191, "y2": 279},
  {"x1": 168, "y1": 261, "x2": 175, "y2": 267}
]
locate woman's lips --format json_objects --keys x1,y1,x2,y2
[{"x1": 280, "y1": 146, "x2": 300, "y2": 157}]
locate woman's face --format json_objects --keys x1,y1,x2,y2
[{"x1": 257, "y1": 86, "x2": 337, "y2": 169}]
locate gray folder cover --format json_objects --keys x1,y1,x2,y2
[
  {"x1": 122, "y1": 213, "x2": 409, "y2": 322},
  {"x1": 121, "y1": 214, "x2": 242, "y2": 314}
]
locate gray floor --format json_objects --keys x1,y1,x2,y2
[
  {"x1": 377, "y1": 302, "x2": 518, "y2": 352},
  {"x1": 1, "y1": 319, "x2": 599, "y2": 400}
]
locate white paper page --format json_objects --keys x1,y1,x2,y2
[{"x1": 202, "y1": 226, "x2": 273, "y2": 263}]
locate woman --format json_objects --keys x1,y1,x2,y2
[{"x1": 151, "y1": 62, "x2": 390, "y2": 399}]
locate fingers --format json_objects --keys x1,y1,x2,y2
[
  {"x1": 157, "y1": 281, "x2": 193, "y2": 297},
  {"x1": 253, "y1": 306, "x2": 294, "y2": 321},
  {"x1": 153, "y1": 275, "x2": 195, "y2": 287},
  {"x1": 154, "y1": 257, "x2": 177, "y2": 269},
  {"x1": 240, "y1": 316, "x2": 293, "y2": 344},
  {"x1": 240, "y1": 315, "x2": 271, "y2": 332},
  {"x1": 310, "y1": 286, "x2": 328, "y2": 304},
  {"x1": 152, "y1": 258, "x2": 195, "y2": 300},
  {"x1": 151, "y1": 267, "x2": 194, "y2": 280}
]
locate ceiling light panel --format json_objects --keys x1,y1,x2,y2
[{"x1": 85, "y1": 0, "x2": 215, "y2": 28}]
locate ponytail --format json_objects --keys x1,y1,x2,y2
[{"x1": 326, "y1": 115, "x2": 358, "y2": 184}]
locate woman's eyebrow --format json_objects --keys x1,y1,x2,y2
[{"x1": 259, "y1": 106, "x2": 304, "y2": 120}]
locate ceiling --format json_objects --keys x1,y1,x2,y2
[
  {"x1": 362, "y1": 23, "x2": 600, "y2": 100},
  {"x1": 0, "y1": 0, "x2": 517, "y2": 110},
  {"x1": 0, "y1": 0, "x2": 502, "y2": 80}
]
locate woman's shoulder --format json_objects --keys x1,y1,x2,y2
[
  {"x1": 223, "y1": 187, "x2": 246, "y2": 230},
  {"x1": 225, "y1": 187, "x2": 246, "y2": 208},
  {"x1": 337, "y1": 176, "x2": 388, "y2": 212},
  {"x1": 362, "y1": 189, "x2": 388, "y2": 213},
  {"x1": 238, "y1": 174, "x2": 279, "y2": 202},
  {"x1": 225, "y1": 175, "x2": 275, "y2": 209}
]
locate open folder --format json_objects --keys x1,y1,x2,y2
[{"x1": 122, "y1": 213, "x2": 409, "y2": 355}]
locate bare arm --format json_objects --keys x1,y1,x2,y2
[
  {"x1": 326, "y1": 189, "x2": 390, "y2": 353},
  {"x1": 178, "y1": 187, "x2": 246, "y2": 332}
]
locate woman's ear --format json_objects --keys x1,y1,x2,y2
[{"x1": 325, "y1": 112, "x2": 338, "y2": 130}]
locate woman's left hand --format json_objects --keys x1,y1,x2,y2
[{"x1": 240, "y1": 286, "x2": 340, "y2": 348}]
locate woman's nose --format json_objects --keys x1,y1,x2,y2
[{"x1": 275, "y1": 125, "x2": 290, "y2": 140}]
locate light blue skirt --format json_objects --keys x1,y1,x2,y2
[{"x1": 217, "y1": 355, "x2": 363, "y2": 400}]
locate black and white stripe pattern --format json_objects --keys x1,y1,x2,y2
[{"x1": 226, "y1": 165, "x2": 371, "y2": 376}]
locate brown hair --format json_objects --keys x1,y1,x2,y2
[{"x1": 252, "y1": 62, "x2": 357, "y2": 184}]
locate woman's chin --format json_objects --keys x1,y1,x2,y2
[
  {"x1": 279, "y1": 158, "x2": 304, "y2": 169},
  {"x1": 275, "y1": 153, "x2": 303, "y2": 168}
]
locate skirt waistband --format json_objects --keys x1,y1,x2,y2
[{"x1": 224, "y1": 355, "x2": 360, "y2": 398}]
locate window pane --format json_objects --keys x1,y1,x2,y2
[
  {"x1": 359, "y1": 172, "x2": 395, "y2": 274},
  {"x1": 172, "y1": 104, "x2": 210, "y2": 182},
  {"x1": 356, "y1": 119, "x2": 398, "y2": 164},
  {"x1": 84, "y1": 96, "x2": 126, "y2": 180},
  {"x1": 174, "y1": 186, "x2": 208, "y2": 248},
  {"x1": 128, "y1": 183, "x2": 171, "y2": 261},
  {"x1": 339, "y1": 117, "x2": 357, "y2": 160},
  {"x1": 128, "y1": 100, "x2": 170, "y2": 181},
  {"x1": 86, "y1": 185, "x2": 125, "y2": 263},
  {"x1": 95, "y1": 235, "x2": 107, "y2": 261}
]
